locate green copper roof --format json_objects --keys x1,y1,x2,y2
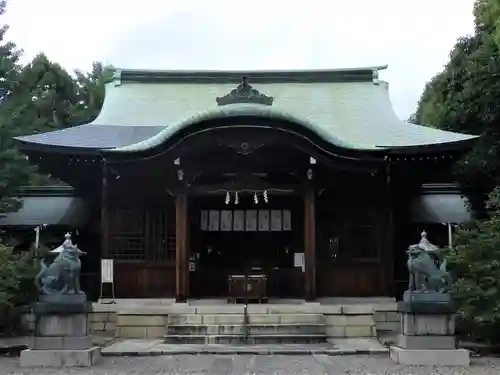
[
  {"x1": 107, "y1": 103, "x2": 367, "y2": 154},
  {"x1": 15, "y1": 66, "x2": 478, "y2": 155}
]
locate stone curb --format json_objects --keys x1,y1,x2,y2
[{"x1": 101, "y1": 348, "x2": 389, "y2": 356}]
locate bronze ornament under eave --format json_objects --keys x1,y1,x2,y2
[{"x1": 216, "y1": 76, "x2": 274, "y2": 106}]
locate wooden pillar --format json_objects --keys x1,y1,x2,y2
[
  {"x1": 384, "y1": 162, "x2": 396, "y2": 296},
  {"x1": 304, "y1": 189, "x2": 316, "y2": 301},
  {"x1": 101, "y1": 160, "x2": 110, "y2": 258},
  {"x1": 175, "y1": 194, "x2": 189, "y2": 302}
]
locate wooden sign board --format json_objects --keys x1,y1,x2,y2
[{"x1": 101, "y1": 259, "x2": 114, "y2": 283}]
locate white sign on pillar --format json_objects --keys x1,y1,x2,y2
[{"x1": 99, "y1": 258, "x2": 115, "y2": 300}]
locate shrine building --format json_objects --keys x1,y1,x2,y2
[{"x1": 8, "y1": 66, "x2": 477, "y2": 302}]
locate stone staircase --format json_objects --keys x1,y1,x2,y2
[{"x1": 164, "y1": 304, "x2": 326, "y2": 344}]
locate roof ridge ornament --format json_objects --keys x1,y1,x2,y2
[
  {"x1": 216, "y1": 76, "x2": 274, "y2": 106},
  {"x1": 372, "y1": 69, "x2": 380, "y2": 85},
  {"x1": 113, "y1": 70, "x2": 122, "y2": 87}
]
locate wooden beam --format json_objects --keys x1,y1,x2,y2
[
  {"x1": 304, "y1": 189, "x2": 316, "y2": 300},
  {"x1": 175, "y1": 194, "x2": 189, "y2": 302}
]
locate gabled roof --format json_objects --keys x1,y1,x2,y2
[{"x1": 14, "y1": 66, "x2": 478, "y2": 155}]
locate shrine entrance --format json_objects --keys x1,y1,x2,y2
[
  {"x1": 99, "y1": 106, "x2": 392, "y2": 300},
  {"x1": 188, "y1": 194, "x2": 304, "y2": 300}
]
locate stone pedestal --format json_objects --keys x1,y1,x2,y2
[
  {"x1": 20, "y1": 297, "x2": 101, "y2": 367},
  {"x1": 389, "y1": 299, "x2": 470, "y2": 367}
]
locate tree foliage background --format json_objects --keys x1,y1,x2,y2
[
  {"x1": 413, "y1": 0, "x2": 500, "y2": 214},
  {"x1": 0, "y1": 0, "x2": 113, "y2": 215},
  {"x1": 446, "y1": 186, "x2": 500, "y2": 343},
  {"x1": 414, "y1": 0, "x2": 500, "y2": 343}
]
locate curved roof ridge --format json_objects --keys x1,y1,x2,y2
[{"x1": 106, "y1": 103, "x2": 369, "y2": 154}]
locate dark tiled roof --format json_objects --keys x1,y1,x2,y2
[{"x1": 15, "y1": 124, "x2": 164, "y2": 151}]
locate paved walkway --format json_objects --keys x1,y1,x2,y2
[
  {"x1": 2, "y1": 354, "x2": 500, "y2": 374},
  {"x1": 101, "y1": 338, "x2": 388, "y2": 356},
  {"x1": 1, "y1": 336, "x2": 388, "y2": 356}
]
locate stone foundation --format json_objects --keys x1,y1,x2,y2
[
  {"x1": 374, "y1": 303, "x2": 400, "y2": 334},
  {"x1": 389, "y1": 301, "x2": 470, "y2": 367},
  {"x1": 20, "y1": 347, "x2": 101, "y2": 367},
  {"x1": 390, "y1": 346, "x2": 470, "y2": 366},
  {"x1": 19, "y1": 299, "x2": 399, "y2": 340},
  {"x1": 117, "y1": 306, "x2": 169, "y2": 339},
  {"x1": 324, "y1": 305, "x2": 377, "y2": 340},
  {"x1": 21, "y1": 303, "x2": 117, "y2": 336},
  {"x1": 20, "y1": 305, "x2": 101, "y2": 368}
]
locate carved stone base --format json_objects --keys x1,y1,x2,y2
[
  {"x1": 400, "y1": 293, "x2": 454, "y2": 315},
  {"x1": 35, "y1": 313, "x2": 88, "y2": 338},
  {"x1": 35, "y1": 293, "x2": 87, "y2": 315},
  {"x1": 390, "y1": 298, "x2": 469, "y2": 366},
  {"x1": 25, "y1": 312, "x2": 96, "y2": 367},
  {"x1": 397, "y1": 334, "x2": 456, "y2": 350},
  {"x1": 403, "y1": 290, "x2": 452, "y2": 304},
  {"x1": 32, "y1": 335, "x2": 92, "y2": 350},
  {"x1": 401, "y1": 312, "x2": 455, "y2": 336}
]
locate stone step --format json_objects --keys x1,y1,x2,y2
[
  {"x1": 166, "y1": 323, "x2": 325, "y2": 335},
  {"x1": 167, "y1": 313, "x2": 325, "y2": 325},
  {"x1": 164, "y1": 333, "x2": 326, "y2": 344},
  {"x1": 192, "y1": 305, "x2": 323, "y2": 314}
]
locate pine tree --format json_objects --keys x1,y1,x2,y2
[
  {"x1": 73, "y1": 62, "x2": 115, "y2": 124},
  {"x1": 0, "y1": 0, "x2": 31, "y2": 214},
  {"x1": 0, "y1": 1, "x2": 112, "y2": 214}
]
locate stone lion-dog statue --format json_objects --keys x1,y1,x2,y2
[
  {"x1": 35, "y1": 233, "x2": 86, "y2": 295},
  {"x1": 407, "y1": 231, "x2": 452, "y2": 293}
]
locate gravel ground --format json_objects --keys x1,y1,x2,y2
[{"x1": 1, "y1": 354, "x2": 500, "y2": 374}]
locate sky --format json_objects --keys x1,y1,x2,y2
[{"x1": 3, "y1": 0, "x2": 476, "y2": 120}]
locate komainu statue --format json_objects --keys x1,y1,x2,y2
[
  {"x1": 406, "y1": 231, "x2": 452, "y2": 293},
  {"x1": 35, "y1": 233, "x2": 86, "y2": 295}
]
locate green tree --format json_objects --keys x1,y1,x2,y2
[
  {"x1": 474, "y1": 0, "x2": 500, "y2": 46},
  {"x1": 15, "y1": 53, "x2": 82, "y2": 135},
  {"x1": 412, "y1": 1, "x2": 500, "y2": 212},
  {"x1": 73, "y1": 62, "x2": 115, "y2": 124},
  {"x1": 0, "y1": 0, "x2": 30, "y2": 214},
  {"x1": 446, "y1": 186, "x2": 500, "y2": 343},
  {"x1": 0, "y1": 1, "x2": 110, "y2": 214},
  {"x1": 0, "y1": 238, "x2": 49, "y2": 333}
]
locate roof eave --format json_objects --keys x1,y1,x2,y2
[
  {"x1": 14, "y1": 138, "x2": 104, "y2": 156},
  {"x1": 381, "y1": 136, "x2": 479, "y2": 155}
]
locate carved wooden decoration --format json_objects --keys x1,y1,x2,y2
[
  {"x1": 216, "y1": 76, "x2": 274, "y2": 106},
  {"x1": 227, "y1": 141, "x2": 265, "y2": 156}
]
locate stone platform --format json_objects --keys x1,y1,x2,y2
[
  {"x1": 20, "y1": 347, "x2": 101, "y2": 367},
  {"x1": 19, "y1": 297, "x2": 399, "y2": 341},
  {"x1": 390, "y1": 346, "x2": 470, "y2": 366},
  {"x1": 389, "y1": 299, "x2": 470, "y2": 366},
  {"x1": 101, "y1": 338, "x2": 388, "y2": 356},
  {"x1": 20, "y1": 305, "x2": 102, "y2": 367}
]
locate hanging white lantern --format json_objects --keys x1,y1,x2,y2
[
  {"x1": 225, "y1": 192, "x2": 230, "y2": 204},
  {"x1": 254, "y1": 192, "x2": 258, "y2": 204},
  {"x1": 263, "y1": 190, "x2": 268, "y2": 203},
  {"x1": 235, "y1": 191, "x2": 239, "y2": 205}
]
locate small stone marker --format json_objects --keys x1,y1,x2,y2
[{"x1": 20, "y1": 233, "x2": 101, "y2": 367}]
